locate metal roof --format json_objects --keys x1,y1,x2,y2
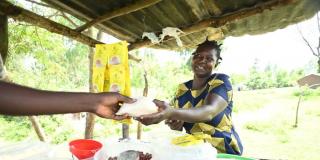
[{"x1": 43, "y1": 0, "x2": 320, "y2": 50}]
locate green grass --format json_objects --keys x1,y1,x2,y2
[{"x1": 234, "y1": 87, "x2": 320, "y2": 160}]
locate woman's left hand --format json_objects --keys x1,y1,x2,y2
[{"x1": 135, "y1": 99, "x2": 172, "y2": 125}]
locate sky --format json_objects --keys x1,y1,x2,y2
[
  {"x1": 219, "y1": 15, "x2": 319, "y2": 75},
  {"x1": 102, "y1": 13, "x2": 319, "y2": 75}
]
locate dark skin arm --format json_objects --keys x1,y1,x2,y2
[
  {"x1": 137, "y1": 93, "x2": 228, "y2": 125},
  {"x1": 0, "y1": 81, "x2": 136, "y2": 120}
]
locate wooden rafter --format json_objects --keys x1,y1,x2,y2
[
  {"x1": 25, "y1": 0, "x2": 51, "y2": 8},
  {"x1": 128, "y1": 0, "x2": 294, "y2": 50},
  {"x1": 0, "y1": 1, "x2": 140, "y2": 62},
  {"x1": 1, "y1": 0, "x2": 294, "y2": 52},
  {"x1": 75, "y1": 0, "x2": 162, "y2": 32},
  {"x1": 204, "y1": 0, "x2": 222, "y2": 16},
  {"x1": 42, "y1": 0, "x2": 135, "y2": 42}
]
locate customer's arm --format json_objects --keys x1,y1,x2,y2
[{"x1": 0, "y1": 81, "x2": 135, "y2": 119}]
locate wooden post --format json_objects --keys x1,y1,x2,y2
[
  {"x1": 85, "y1": 29, "x2": 103, "y2": 139},
  {"x1": 29, "y1": 116, "x2": 46, "y2": 142},
  {"x1": 122, "y1": 124, "x2": 130, "y2": 139},
  {"x1": 0, "y1": 15, "x2": 8, "y2": 63},
  {"x1": 294, "y1": 90, "x2": 303, "y2": 128},
  {"x1": 137, "y1": 69, "x2": 149, "y2": 139}
]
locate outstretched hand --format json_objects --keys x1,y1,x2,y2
[
  {"x1": 135, "y1": 99, "x2": 172, "y2": 125},
  {"x1": 93, "y1": 92, "x2": 136, "y2": 120}
]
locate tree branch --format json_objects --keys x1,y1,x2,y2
[
  {"x1": 296, "y1": 25, "x2": 318, "y2": 57},
  {"x1": 60, "y1": 11, "x2": 78, "y2": 27},
  {"x1": 45, "y1": 11, "x2": 60, "y2": 19},
  {"x1": 25, "y1": 0, "x2": 78, "y2": 28},
  {"x1": 25, "y1": 0, "x2": 51, "y2": 8}
]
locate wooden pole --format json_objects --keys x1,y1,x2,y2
[
  {"x1": 0, "y1": 14, "x2": 7, "y2": 81},
  {"x1": 0, "y1": 14, "x2": 8, "y2": 62},
  {"x1": 75, "y1": 0, "x2": 161, "y2": 32},
  {"x1": 294, "y1": 93, "x2": 302, "y2": 128},
  {"x1": 84, "y1": 29, "x2": 103, "y2": 139},
  {"x1": 137, "y1": 68, "x2": 149, "y2": 139},
  {"x1": 122, "y1": 124, "x2": 130, "y2": 139},
  {"x1": 0, "y1": 55, "x2": 4, "y2": 80},
  {"x1": 29, "y1": 116, "x2": 46, "y2": 142}
]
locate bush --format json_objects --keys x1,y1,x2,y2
[
  {"x1": 293, "y1": 87, "x2": 320, "y2": 98},
  {"x1": 244, "y1": 65, "x2": 304, "y2": 90}
]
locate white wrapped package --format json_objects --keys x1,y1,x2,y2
[{"x1": 116, "y1": 97, "x2": 158, "y2": 117}]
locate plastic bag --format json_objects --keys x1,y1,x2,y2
[
  {"x1": 93, "y1": 42, "x2": 132, "y2": 124},
  {"x1": 116, "y1": 97, "x2": 158, "y2": 117},
  {"x1": 93, "y1": 42, "x2": 131, "y2": 96}
]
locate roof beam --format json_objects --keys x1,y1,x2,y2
[
  {"x1": 0, "y1": 1, "x2": 140, "y2": 62},
  {"x1": 42, "y1": 0, "x2": 135, "y2": 42},
  {"x1": 204, "y1": 0, "x2": 222, "y2": 16},
  {"x1": 128, "y1": 0, "x2": 294, "y2": 51},
  {"x1": 75, "y1": 0, "x2": 162, "y2": 32}
]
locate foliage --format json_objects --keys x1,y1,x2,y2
[
  {"x1": 2, "y1": 2, "x2": 88, "y2": 144},
  {"x1": 130, "y1": 49, "x2": 193, "y2": 100},
  {"x1": 0, "y1": 116, "x2": 32, "y2": 141},
  {"x1": 292, "y1": 87, "x2": 320, "y2": 98},
  {"x1": 244, "y1": 64, "x2": 304, "y2": 90},
  {"x1": 6, "y1": 22, "x2": 89, "y2": 91},
  {"x1": 0, "y1": 115, "x2": 76, "y2": 144}
]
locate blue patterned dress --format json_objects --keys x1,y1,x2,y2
[{"x1": 171, "y1": 73, "x2": 243, "y2": 155}]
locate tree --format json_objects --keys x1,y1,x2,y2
[{"x1": 297, "y1": 12, "x2": 320, "y2": 73}]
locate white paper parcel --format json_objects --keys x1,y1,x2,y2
[{"x1": 116, "y1": 97, "x2": 158, "y2": 117}]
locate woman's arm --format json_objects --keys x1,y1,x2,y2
[
  {"x1": 137, "y1": 94, "x2": 228, "y2": 125},
  {"x1": 168, "y1": 94, "x2": 227, "y2": 123},
  {"x1": 0, "y1": 81, "x2": 135, "y2": 119}
]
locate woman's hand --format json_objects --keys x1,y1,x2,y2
[
  {"x1": 136, "y1": 99, "x2": 173, "y2": 125},
  {"x1": 165, "y1": 119, "x2": 184, "y2": 131}
]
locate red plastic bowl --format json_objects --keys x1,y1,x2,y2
[{"x1": 69, "y1": 139, "x2": 103, "y2": 159}]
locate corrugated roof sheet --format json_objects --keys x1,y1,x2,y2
[{"x1": 43, "y1": 0, "x2": 320, "y2": 50}]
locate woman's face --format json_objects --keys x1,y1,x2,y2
[{"x1": 191, "y1": 46, "x2": 218, "y2": 78}]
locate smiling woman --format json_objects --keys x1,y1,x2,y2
[{"x1": 137, "y1": 39, "x2": 243, "y2": 155}]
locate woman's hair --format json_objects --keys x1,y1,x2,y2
[{"x1": 194, "y1": 39, "x2": 222, "y2": 66}]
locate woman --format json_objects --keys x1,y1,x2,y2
[{"x1": 137, "y1": 40, "x2": 243, "y2": 155}]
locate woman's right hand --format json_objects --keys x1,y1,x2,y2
[{"x1": 165, "y1": 119, "x2": 184, "y2": 131}]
